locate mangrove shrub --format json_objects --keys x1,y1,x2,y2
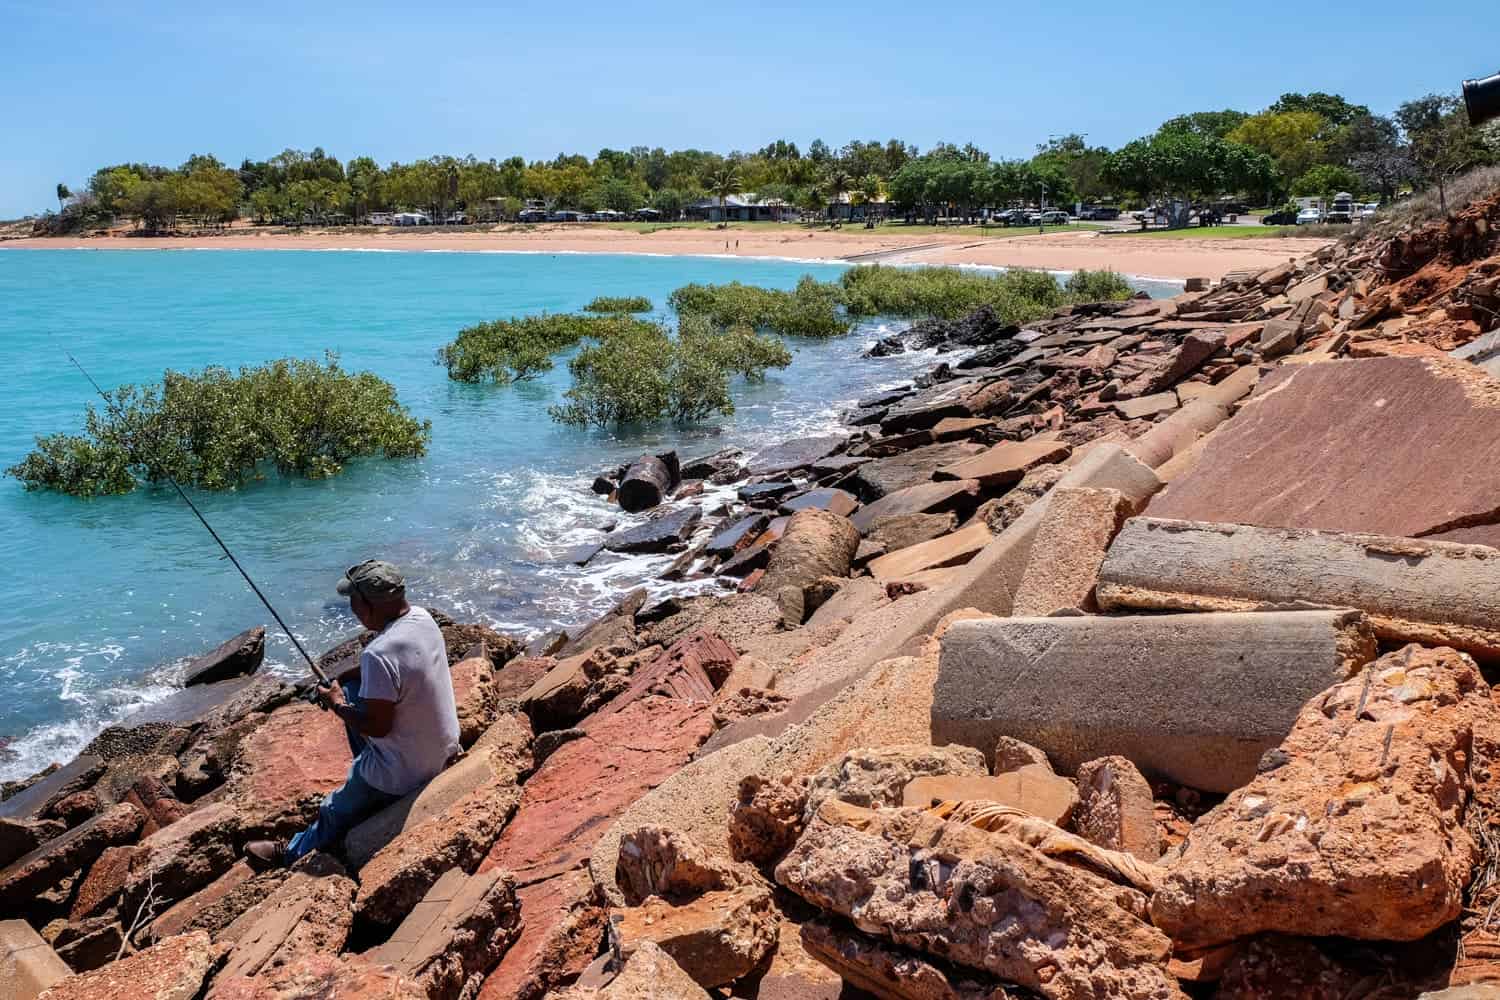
[
  {"x1": 837, "y1": 265, "x2": 1132, "y2": 322},
  {"x1": 8, "y1": 355, "x2": 430, "y2": 496},
  {"x1": 436, "y1": 313, "x2": 659, "y2": 383},
  {"x1": 668, "y1": 276, "x2": 852, "y2": 338},
  {"x1": 549, "y1": 316, "x2": 791, "y2": 428},
  {"x1": 583, "y1": 295, "x2": 653, "y2": 313}
]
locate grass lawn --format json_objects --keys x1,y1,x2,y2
[
  {"x1": 597, "y1": 220, "x2": 1107, "y2": 238},
  {"x1": 1120, "y1": 224, "x2": 1329, "y2": 239}
]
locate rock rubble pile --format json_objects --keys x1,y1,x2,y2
[{"x1": 7, "y1": 193, "x2": 1500, "y2": 999}]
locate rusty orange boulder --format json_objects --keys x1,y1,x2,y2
[{"x1": 1151, "y1": 644, "x2": 1490, "y2": 946}]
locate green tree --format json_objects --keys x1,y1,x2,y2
[
  {"x1": 1226, "y1": 111, "x2": 1329, "y2": 183},
  {"x1": 55, "y1": 182, "x2": 70, "y2": 211},
  {"x1": 823, "y1": 166, "x2": 852, "y2": 219},
  {"x1": 1158, "y1": 110, "x2": 1251, "y2": 139},
  {"x1": 1290, "y1": 164, "x2": 1364, "y2": 200},
  {"x1": 1105, "y1": 132, "x2": 1277, "y2": 226}
]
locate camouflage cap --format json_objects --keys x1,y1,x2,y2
[{"x1": 336, "y1": 559, "x2": 406, "y2": 600}]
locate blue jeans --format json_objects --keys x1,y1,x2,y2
[{"x1": 286, "y1": 679, "x2": 400, "y2": 862}]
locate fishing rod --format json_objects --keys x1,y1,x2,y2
[{"x1": 65, "y1": 352, "x2": 331, "y2": 688}]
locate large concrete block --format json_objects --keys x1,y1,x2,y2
[
  {"x1": 1099, "y1": 517, "x2": 1500, "y2": 661},
  {"x1": 1, "y1": 920, "x2": 71, "y2": 1000},
  {"x1": 931, "y1": 610, "x2": 1378, "y2": 792}
]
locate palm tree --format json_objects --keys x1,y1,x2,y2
[
  {"x1": 822, "y1": 167, "x2": 852, "y2": 225},
  {"x1": 706, "y1": 164, "x2": 742, "y2": 227},
  {"x1": 55, "y1": 183, "x2": 70, "y2": 212},
  {"x1": 853, "y1": 174, "x2": 883, "y2": 223}
]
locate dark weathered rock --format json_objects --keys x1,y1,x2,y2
[
  {"x1": 880, "y1": 378, "x2": 1012, "y2": 434},
  {"x1": 120, "y1": 675, "x2": 291, "y2": 731},
  {"x1": 778, "y1": 488, "x2": 859, "y2": 517},
  {"x1": 705, "y1": 514, "x2": 770, "y2": 557},
  {"x1": 746, "y1": 436, "x2": 846, "y2": 477},
  {"x1": 846, "y1": 442, "x2": 988, "y2": 501},
  {"x1": 0, "y1": 816, "x2": 66, "y2": 870},
  {"x1": 737, "y1": 481, "x2": 798, "y2": 505},
  {"x1": 603, "y1": 508, "x2": 702, "y2": 554},
  {"x1": 0, "y1": 758, "x2": 105, "y2": 823},
  {"x1": 182, "y1": 626, "x2": 266, "y2": 687},
  {"x1": 0, "y1": 804, "x2": 143, "y2": 912},
  {"x1": 71, "y1": 801, "x2": 239, "y2": 923},
  {"x1": 850, "y1": 480, "x2": 981, "y2": 535}
]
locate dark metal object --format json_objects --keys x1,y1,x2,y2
[
  {"x1": 1464, "y1": 71, "x2": 1500, "y2": 127},
  {"x1": 64, "y1": 352, "x2": 330, "y2": 686}
]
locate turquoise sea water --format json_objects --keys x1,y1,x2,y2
[{"x1": 0, "y1": 248, "x2": 1178, "y2": 780}]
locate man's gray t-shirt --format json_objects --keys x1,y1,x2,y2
[{"x1": 356, "y1": 606, "x2": 460, "y2": 795}]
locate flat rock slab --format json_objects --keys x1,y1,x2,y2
[
  {"x1": 1098, "y1": 516, "x2": 1500, "y2": 661},
  {"x1": 587, "y1": 632, "x2": 734, "y2": 722},
  {"x1": 613, "y1": 884, "x2": 777, "y2": 988},
  {"x1": 706, "y1": 514, "x2": 769, "y2": 556},
  {"x1": 0, "y1": 757, "x2": 104, "y2": 822},
  {"x1": 215, "y1": 869, "x2": 356, "y2": 981},
  {"x1": 866, "y1": 521, "x2": 992, "y2": 581},
  {"x1": 850, "y1": 480, "x2": 981, "y2": 535},
  {"x1": 1148, "y1": 357, "x2": 1500, "y2": 546},
  {"x1": 778, "y1": 489, "x2": 858, "y2": 517},
  {"x1": 183, "y1": 626, "x2": 266, "y2": 687},
  {"x1": 604, "y1": 508, "x2": 702, "y2": 554},
  {"x1": 1112, "y1": 391, "x2": 1180, "y2": 420},
  {"x1": 363, "y1": 866, "x2": 521, "y2": 1000},
  {"x1": 480, "y1": 698, "x2": 714, "y2": 886},
  {"x1": 880, "y1": 378, "x2": 1011, "y2": 434},
  {"x1": 845, "y1": 442, "x2": 987, "y2": 501},
  {"x1": 119, "y1": 674, "x2": 289, "y2": 729},
  {"x1": 1011, "y1": 486, "x2": 1130, "y2": 616},
  {"x1": 224, "y1": 700, "x2": 353, "y2": 838},
  {"x1": 737, "y1": 481, "x2": 798, "y2": 504},
  {"x1": 746, "y1": 436, "x2": 846, "y2": 477},
  {"x1": 1, "y1": 919, "x2": 70, "y2": 1000},
  {"x1": 476, "y1": 869, "x2": 604, "y2": 1000},
  {"x1": 934, "y1": 438, "x2": 1072, "y2": 488},
  {"x1": 932, "y1": 611, "x2": 1379, "y2": 793},
  {"x1": 347, "y1": 748, "x2": 507, "y2": 870}
]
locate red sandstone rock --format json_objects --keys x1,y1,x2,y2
[
  {"x1": 202, "y1": 952, "x2": 424, "y2": 1000},
  {"x1": 1151, "y1": 644, "x2": 1489, "y2": 946},
  {"x1": 225, "y1": 701, "x2": 352, "y2": 839},
  {"x1": 476, "y1": 869, "x2": 605, "y2": 1000},
  {"x1": 37, "y1": 930, "x2": 217, "y2": 1000},
  {"x1": 71, "y1": 801, "x2": 238, "y2": 922},
  {"x1": 613, "y1": 884, "x2": 778, "y2": 988},
  {"x1": 211, "y1": 868, "x2": 356, "y2": 984},
  {"x1": 450, "y1": 654, "x2": 498, "y2": 749},
  {"x1": 0, "y1": 804, "x2": 143, "y2": 912},
  {"x1": 728, "y1": 774, "x2": 808, "y2": 866},
  {"x1": 1073, "y1": 756, "x2": 1159, "y2": 862},
  {"x1": 587, "y1": 632, "x2": 736, "y2": 723},
  {"x1": 480, "y1": 698, "x2": 714, "y2": 887}
]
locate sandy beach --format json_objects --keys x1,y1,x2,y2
[{"x1": 2, "y1": 224, "x2": 1332, "y2": 281}]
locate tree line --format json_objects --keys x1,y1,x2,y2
[{"x1": 38, "y1": 89, "x2": 1499, "y2": 233}]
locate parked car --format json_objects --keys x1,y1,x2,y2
[
  {"x1": 992, "y1": 209, "x2": 1028, "y2": 226},
  {"x1": 1038, "y1": 210, "x2": 1071, "y2": 225},
  {"x1": 1296, "y1": 207, "x2": 1325, "y2": 225},
  {"x1": 1261, "y1": 209, "x2": 1298, "y2": 225},
  {"x1": 1080, "y1": 206, "x2": 1121, "y2": 220},
  {"x1": 518, "y1": 209, "x2": 547, "y2": 223},
  {"x1": 445, "y1": 212, "x2": 468, "y2": 225},
  {"x1": 1358, "y1": 203, "x2": 1378, "y2": 220}
]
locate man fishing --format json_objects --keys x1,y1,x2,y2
[{"x1": 245, "y1": 559, "x2": 460, "y2": 868}]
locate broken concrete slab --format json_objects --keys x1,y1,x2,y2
[
  {"x1": 1, "y1": 920, "x2": 70, "y2": 1000},
  {"x1": 1147, "y1": 357, "x2": 1500, "y2": 546},
  {"x1": 804, "y1": 745, "x2": 987, "y2": 820},
  {"x1": 1152, "y1": 645, "x2": 1488, "y2": 946},
  {"x1": 1098, "y1": 517, "x2": 1500, "y2": 661},
  {"x1": 866, "y1": 522, "x2": 992, "y2": 581},
  {"x1": 1112, "y1": 391, "x2": 1179, "y2": 420},
  {"x1": 754, "y1": 510, "x2": 859, "y2": 624},
  {"x1": 1010, "y1": 486, "x2": 1130, "y2": 616},
  {"x1": 363, "y1": 866, "x2": 521, "y2": 1000},
  {"x1": 850, "y1": 480, "x2": 981, "y2": 535},
  {"x1": 933, "y1": 438, "x2": 1072, "y2": 489},
  {"x1": 215, "y1": 868, "x2": 356, "y2": 981},
  {"x1": 932, "y1": 610, "x2": 1379, "y2": 792}
]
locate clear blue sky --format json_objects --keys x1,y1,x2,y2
[{"x1": 1, "y1": 0, "x2": 1496, "y2": 218}]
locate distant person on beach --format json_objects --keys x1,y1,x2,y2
[{"x1": 245, "y1": 559, "x2": 459, "y2": 868}]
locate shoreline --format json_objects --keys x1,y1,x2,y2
[{"x1": 1, "y1": 224, "x2": 1334, "y2": 280}]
